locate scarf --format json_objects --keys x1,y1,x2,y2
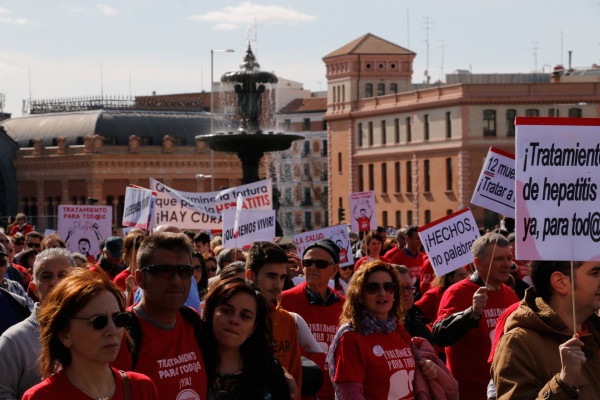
[{"x1": 325, "y1": 311, "x2": 396, "y2": 400}]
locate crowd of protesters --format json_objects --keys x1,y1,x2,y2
[{"x1": 1, "y1": 212, "x2": 599, "y2": 399}]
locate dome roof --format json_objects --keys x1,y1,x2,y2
[{"x1": 1, "y1": 109, "x2": 236, "y2": 147}]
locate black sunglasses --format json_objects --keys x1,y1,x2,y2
[
  {"x1": 27, "y1": 242, "x2": 41, "y2": 249},
  {"x1": 141, "y1": 264, "x2": 194, "y2": 280},
  {"x1": 72, "y1": 312, "x2": 131, "y2": 330},
  {"x1": 364, "y1": 281, "x2": 396, "y2": 295},
  {"x1": 302, "y1": 259, "x2": 332, "y2": 269},
  {"x1": 339, "y1": 265, "x2": 353, "y2": 271}
]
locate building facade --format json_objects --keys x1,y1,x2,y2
[{"x1": 324, "y1": 33, "x2": 600, "y2": 230}]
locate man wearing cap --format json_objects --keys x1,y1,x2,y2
[
  {"x1": 97, "y1": 236, "x2": 126, "y2": 279},
  {"x1": 0, "y1": 248, "x2": 74, "y2": 399},
  {"x1": 281, "y1": 239, "x2": 345, "y2": 400}
]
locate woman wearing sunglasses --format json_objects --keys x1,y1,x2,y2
[
  {"x1": 354, "y1": 232, "x2": 390, "y2": 272},
  {"x1": 114, "y1": 233, "x2": 144, "y2": 306},
  {"x1": 22, "y1": 268, "x2": 159, "y2": 400},
  {"x1": 333, "y1": 263, "x2": 353, "y2": 297},
  {"x1": 201, "y1": 277, "x2": 291, "y2": 400},
  {"x1": 327, "y1": 261, "x2": 442, "y2": 400}
]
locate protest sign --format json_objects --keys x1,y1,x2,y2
[
  {"x1": 122, "y1": 186, "x2": 156, "y2": 230},
  {"x1": 349, "y1": 191, "x2": 377, "y2": 233},
  {"x1": 471, "y1": 146, "x2": 516, "y2": 218},
  {"x1": 58, "y1": 205, "x2": 112, "y2": 261},
  {"x1": 221, "y1": 209, "x2": 276, "y2": 248},
  {"x1": 294, "y1": 225, "x2": 354, "y2": 267},
  {"x1": 515, "y1": 117, "x2": 600, "y2": 261},
  {"x1": 418, "y1": 208, "x2": 480, "y2": 277},
  {"x1": 150, "y1": 178, "x2": 272, "y2": 230}
]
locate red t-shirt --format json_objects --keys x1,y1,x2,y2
[
  {"x1": 487, "y1": 301, "x2": 520, "y2": 364},
  {"x1": 339, "y1": 248, "x2": 349, "y2": 264},
  {"x1": 414, "y1": 286, "x2": 443, "y2": 324},
  {"x1": 281, "y1": 282, "x2": 345, "y2": 400},
  {"x1": 113, "y1": 270, "x2": 138, "y2": 306},
  {"x1": 334, "y1": 328, "x2": 415, "y2": 400},
  {"x1": 22, "y1": 367, "x2": 159, "y2": 400},
  {"x1": 419, "y1": 258, "x2": 434, "y2": 293},
  {"x1": 384, "y1": 248, "x2": 427, "y2": 286},
  {"x1": 435, "y1": 279, "x2": 519, "y2": 400},
  {"x1": 358, "y1": 217, "x2": 370, "y2": 232},
  {"x1": 112, "y1": 310, "x2": 207, "y2": 400},
  {"x1": 354, "y1": 256, "x2": 391, "y2": 272}
]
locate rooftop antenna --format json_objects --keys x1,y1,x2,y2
[
  {"x1": 531, "y1": 41, "x2": 540, "y2": 72},
  {"x1": 423, "y1": 16, "x2": 432, "y2": 83}
]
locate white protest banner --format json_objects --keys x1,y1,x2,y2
[
  {"x1": 294, "y1": 225, "x2": 354, "y2": 267},
  {"x1": 58, "y1": 205, "x2": 112, "y2": 261},
  {"x1": 122, "y1": 186, "x2": 156, "y2": 229},
  {"x1": 471, "y1": 146, "x2": 516, "y2": 218},
  {"x1": 418, "y1": 208, "x2": 480, "y2": 277},
  {"x1": 515, "y1": 117, "x2": 600, "y2": 261},
  {"x1": 150, "y1": 178, "x2": 272, "y2": 230},
  {"x1": 349, "y1": 191, "x2": 377, "y2": 233},
  {"x1": 221, "y1": 210, "x2": 276, "y2": 248}
]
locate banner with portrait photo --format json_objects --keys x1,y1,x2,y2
[
  {"x1": 58, "y1": 205, "x2": 112, "y2": 261},
  {"x1": 349, "y1": 191, "x2": 377, "y2": 233},
  {"x1": 294, "y1": 225, "x2": 354, "y2": 267}
]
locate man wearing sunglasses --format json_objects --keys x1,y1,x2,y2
[
  {"x1": 0, "y1": 247, "x2": 74, "y2": 400},
  {"x1": 281, "y1": 239, "x2": 346, "y2": 400},
  {"x1": 112, "y1": 232, "x2": 207, "y2": 400}
]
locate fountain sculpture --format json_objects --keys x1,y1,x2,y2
[{"x1": 197, "y1": 45, "x2": 303, "y2": 184}]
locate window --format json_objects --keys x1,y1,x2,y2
[
  {"x1": 447, "y1": 209, "x2": 453, "y2": 215},
  {"x1": 303, "y1": 164, "x2": 311, "y2": 179},
  {"x1": 569, "y1": 108, "x2": 582, "y2": 118},
  {"x1": 342, "y1": 86, "x2": 345, "y2": 102},
  {"x1": 284, "y1": 188, "x2": 292, "y2": 204},
  {"x1": 377, "y1": 83, "x2": 385, "y2": 96},
  {"x1": 332, "y1": 87, "x2": 336, "y2": 103},
  {"x1": 284, "y1": 119, "x2": 291, "y2": 130},
  {"x1": 425, "y1": 210, "x2": 431, "y2": 224},
  {"x1": 303, "y1": 141, "x2": 310, "y2": 156},
  {"x1": 549, "y1": 108, "x2": 557, "y2": 117},
  {"x1": 337, "y1": 152, "x2": 342, "y2": 172},
  {"x1": 396, "y1": 211, "x2": 401, "y2": 228},
  {"x1": 483, "y1": 109, "x2": 496, "y2": 136},
  {"x1": 424, "y1": 160, "x2": 430, "y2": 192},
  {"x1": 304, "y1": 212, "x2": 313, "y2": 230},
  {"x1": 368, "y1": 122, "x2": 374, "y2": 146},
  {"x1": 394, "y1": 162, "x2": 401, "y2": 193},
  {"x1": 381, "y1": 120, "x2": 387, "y2": 145},
  {"x1": 365, "y1": 83, "x2": 373, "y2": 98},
  {"x1": 506, "y1": 109, "x2": 516, "y2": 136},
  {"x1": 381, "y1": 163, "x2": 387, "y2": 193},
  {"x1": 406, "y1": 161, "x2": 412, "y2": 193},
  {"x1": 303, "y1": 187, "x2": 312, "y2": 205},
  {"x1": 368, "y1": 164, "x2": 374, "y2": 191},
  {"x1": 525, "y1": 109, "x2": 539, "y2": 117},
  {"x1": 407, "y1": 210, "x2": 413, "y2": 226},
  {"x1": 322, "y1": 139, "x2": 327, "y2": 156},
  {"x1": 446, "y1": 112, "x2": 451, "y2": 138},
  {"x1": 358, "y1": 123, "x2": 363, "y2": 147},
  {"x1": 390, "y1": 83, "x2": 398, "y2": 94},
  {"x1": 303, "y1": 118, "x2": 311, "y2": 131},
  {"x1": 382, "y1": 211, "x2": 388, "y2": 227},
  {"x1": 424, "y1": 114, "x2": 430, "y2": 140},
  {"x1": 406, "y1": 117, "x2": 412, "y2": 142},
  {"x1": 284, "y1": 164, "x2": 291, "y2": 180},
  {"x1": 446, "y1": 158, "x2": 453, "y2": 191},
  {"x1": 394, "y1": 118, "x2": 400, "y2": 143},
  {"x1": 358, "y1": 165, "x2": 364, "y2": 191},
  {"x1": 285, "y1": 212, "x2": 293, "y2": 229},
  {"x1": 322, "y1": 120, "x2": 328, "y2": 130}
]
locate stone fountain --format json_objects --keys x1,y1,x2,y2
[{"x1": 197, "y1": 44, "x2": 303, "y2": 184}]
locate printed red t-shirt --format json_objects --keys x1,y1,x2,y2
[
  {"x1": 358, "y1": 217, "x2": 370, "y2": 232},
  {"x1": 384, "y1": 248, "x2": 427, "y2": 287},
  {"x1": 435, "y1": 279, "x2": 519, "y2": 400},
  {"x1": 22, "y1": 367, "x2": 159, "y2": 400},
  {"x1": 112, "y1": 310, "x2": 207, "y2": 400},
  {"x1": 334, "y1": 329, "x2": 415, "y2": 400}
]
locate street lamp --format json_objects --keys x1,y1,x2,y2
[
  {"x1": 210, "y1": 48, "x2": 235, "y2": 191},
  {"x1": 553, "y1": 102, "x2": 588, "y2": 117}
]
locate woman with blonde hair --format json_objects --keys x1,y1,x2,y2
[
  {"x1": 22, "y1": 268, "x2": 158, "y2": 399},
  {"x1": 327, "y1": 261, "x2": 457, "y2": 400}
]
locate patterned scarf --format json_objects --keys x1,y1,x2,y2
[{"x1": 325, "y1": 311, "x2": 397, "y2": 400}]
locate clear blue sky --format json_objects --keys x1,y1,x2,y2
[{"x1": 1, "y1": 0, "x2": 598, "y2": 116}]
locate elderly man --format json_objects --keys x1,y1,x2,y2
[
  {"x1": 281, "y1": 239, "x2": 345, "y2": 400},
  {"x1": 492, "y1": 259, "x2": 600, "y2": 399},
  {"x1": 112, "y1": 232, "x2": 206, "y2": 399},
  {"x1": 432, "y1": 233, "x2": 519, "y2": 400},
  {"x1": 0, "y1": 248, "x2": 74, "y2": 399}
]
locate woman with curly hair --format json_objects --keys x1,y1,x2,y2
[
  {"x1": 201, "y1": 277, "x2": 291, "y2": 400},
  {"x1": 22, "y1": 268, "x2": 158, "y2": 399},
  {"x1": 326, "y1": 261, "x2": 457, "y2": 400}
]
